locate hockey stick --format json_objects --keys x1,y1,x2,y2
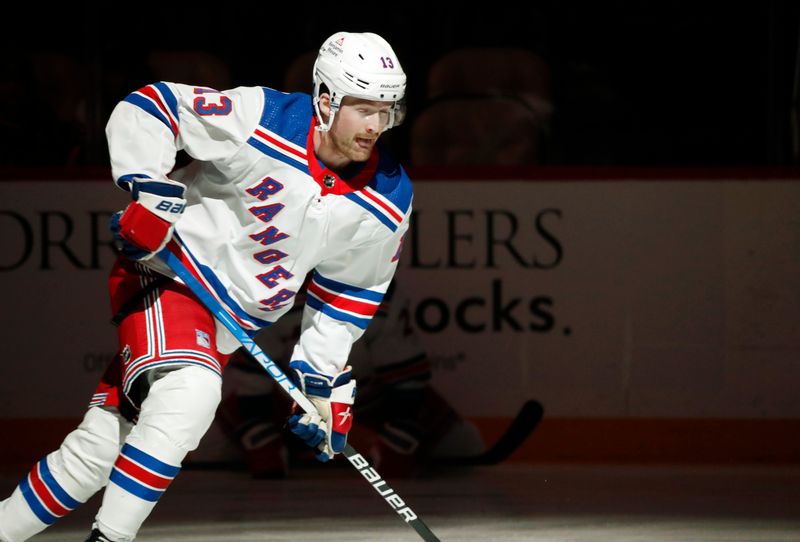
[
  {"x1": 157, "y1": 247, "x2": 441, "y2": 542},
  {"x1": 437, "y1": 399, "x2": 544, "y2": 466}
]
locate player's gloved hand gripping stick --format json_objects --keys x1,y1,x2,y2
[
  {"x1": 157, "y1": 247, "x2": 441, "y2": 542},
  {"x1": 111, "y1": 178, "x2": 187, "y2": 261}
]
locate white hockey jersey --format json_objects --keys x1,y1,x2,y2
[{"x1": 105, "y1": 82, "x2": 412, "y2": 376}]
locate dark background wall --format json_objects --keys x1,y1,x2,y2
[{"x1": 1, "y1": 1, "x2": 798, "y2": 168}]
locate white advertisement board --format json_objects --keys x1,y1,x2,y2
[{"x1": 1, "y1": 178, "x2": 798, "y2": 420}]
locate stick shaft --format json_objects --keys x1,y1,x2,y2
[{"x1": 157, "y1": 247, "x2": 440, "y2": 541}]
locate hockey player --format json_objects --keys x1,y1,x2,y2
[
  {"x1": 0, "y1": 32, "x2": 410, "y2": 542},
  {"x1": 198, "y1": 278, "x2": 485, "y2": 479}
]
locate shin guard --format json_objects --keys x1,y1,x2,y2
[{"x1": 93, "y1": 366, "x2": 221, "y2": 541}]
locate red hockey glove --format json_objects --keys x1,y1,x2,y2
[{"x1": 110, "y1": 177, "x2": 186, "y2": 260}]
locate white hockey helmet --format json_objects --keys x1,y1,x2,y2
[{"x1": 313, "y1": 32, "x2": 407, "y2": 132}]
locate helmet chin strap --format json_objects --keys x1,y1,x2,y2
[{"x1": 313, "y1": 96, "x2": 337, "y2": 133}]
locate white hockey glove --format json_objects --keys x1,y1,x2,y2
[
  {"x1": 110, "y1": 177, "x2": 186, "y2": 261},
  {"x1": 287, "y1": 360, "x2": 356, "y2": 462}
]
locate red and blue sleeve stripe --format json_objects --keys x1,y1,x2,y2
[
  {"x1": 20, "y1": 458, "x2": 82, "y2": 525},
  {"x1": 305, "y1": 272, "x2": 384, "y2": 329},
  {"x1": 124, "y1": 82, "x2": 180, "y2": 138},
  {"x1": 344, "y1": 188, "x2": 404, "y2": 232},
  {"x1": 109, "y1": 444, "x2": 180, "y2": 502}
]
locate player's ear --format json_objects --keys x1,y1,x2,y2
[{"x1": 318, "y1": 93, "x2": 332, "y2": 120}]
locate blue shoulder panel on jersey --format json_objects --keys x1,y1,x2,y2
[
  {"x1": 342, "y1": 147, "x2": 412, "y2": 232},
  {"x1": 370, "y1": 148, "x2": 413, "y2": 215},
  {"x1": 258, "y1": 88, "x2": 313, "y2": 148},
  {"x1": 246, "y1": 88, "x2": 313, "y2": 174}
]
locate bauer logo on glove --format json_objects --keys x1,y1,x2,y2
[{"x1": 110, "y1": 176, "x2": 187, "y2": 261}]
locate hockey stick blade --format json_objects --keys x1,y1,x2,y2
[
  {"x1": 158, "y1": 247, "x2": 441, "y2": 542},
  {"x1": 438, "y1": 399, "x2": 544, "y2": 466}
]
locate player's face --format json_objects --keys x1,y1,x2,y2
[{"x1": 330, "y1": 97, "x2": 392, "y2": 162}]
